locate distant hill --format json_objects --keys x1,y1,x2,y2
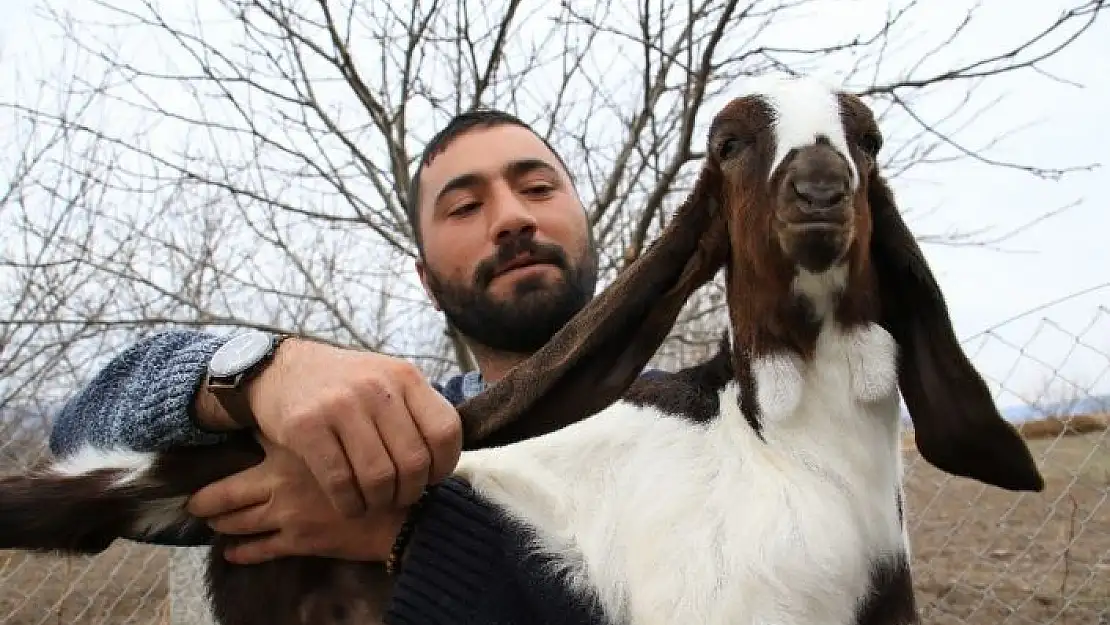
[
  {"x1": 899, "y1": 393, "x2": 1110, "y2": 424},
  {"x1": 998, "y1": 393, "x2": 1110, "y2": 422}
]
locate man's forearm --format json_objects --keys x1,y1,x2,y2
[{"x1": 49, "y1": 329, "x2": 235, "y2": 457}]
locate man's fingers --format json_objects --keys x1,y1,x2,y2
[
  {"x1": 405, "y1": 381, "x2": 463, "y2": 485},
  {"x1": 187, "y1": 467, "x2": 271, "y2": 519},
  {"x1": 222, "y1": 532, "x2": 286, "y2": 565},
  {"x1": 334, "y1": 406, "x2": 401, "y2": 510},
  {"x1": 293, "y1": 426, "x2": 365, "y2": 518},
  {"x1": 367, "y1": 391, "x2": 431, "y2": 509},
  {"x1": 207, "y1": 503, "x2": 279, "y2": 536}
]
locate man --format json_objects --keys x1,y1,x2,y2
[{"x1": 49, "y1": 108, "x2": 617, "y2": 623}]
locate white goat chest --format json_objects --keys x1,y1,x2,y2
[{"x1": 455, "y1": 323, "x2": 908, "y2": 625}]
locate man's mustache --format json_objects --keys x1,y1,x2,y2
[{"x1": 474, "y1": 237, "x2": 569, "y2": 289}]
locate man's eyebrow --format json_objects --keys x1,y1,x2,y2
[
  {"x1": 434, "y1": 172, "x2": 484, "y2": 207},
  {"x1": 433, "y1": 158, "x2": 562, "y2": 208},
  {"x1": 504, "y1": 158, "x2": 560, "y2": 180}
]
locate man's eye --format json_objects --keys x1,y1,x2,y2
[
  {"x1": 525, "y1": 185, "x2": 554, "y2": 196},
  {"x1": 450, "y1": 202, "x2": 480, "y2": 217}
]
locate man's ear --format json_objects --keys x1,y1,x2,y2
[{"x1": 414, "y1": 259, "x2": 441, "y2": 311}]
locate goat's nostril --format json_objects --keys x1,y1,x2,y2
[{"x1": 792, "y1": 179, "x2": 847, "y2": 211}]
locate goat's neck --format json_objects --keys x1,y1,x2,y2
[
  {"x1": 725, "y1": 251, "x2": 879, "y2": 355},
  {"x1": 723, "y1": 258, "x2": 892, "y2": 435}
]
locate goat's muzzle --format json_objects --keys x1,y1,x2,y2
[{"x1": 774, "y1": 143, "x2": 855, "y2": 273}]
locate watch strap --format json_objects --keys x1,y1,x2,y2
[{"x1": 211, "y1": 380, "x2": 257, "y2": 429}]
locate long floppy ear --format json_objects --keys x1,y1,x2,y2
[
  {"x1": 456, "y1": 167, "x2": 729, "y2": 448},
  {"x1": 869, "y1": 174, "x2": 1044, "y2": 492}
]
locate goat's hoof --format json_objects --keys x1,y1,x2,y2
[
  {"x1": 753, "y1": 352, "x2": 805, "y2": 421},
  {"x1": 845, "y1": 323, "x2": 897, "y2": 403}
]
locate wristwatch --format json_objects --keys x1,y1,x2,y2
[{"x1": 205, "y1": 330, "x2": 291, "y2": 427}]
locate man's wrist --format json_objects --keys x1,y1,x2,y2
[
  {"x1": 191, "y1": 333, "x2": 294, "y2": 433},
  {"x1": 241, "y1": 334, "x2": 296, "y2": 423},
  {"x1": 385, "y1": 493, "x2": 430, "y2": 574}
]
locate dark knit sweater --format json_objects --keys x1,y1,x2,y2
[
  {"x1": 384, "y1": 476, "x2": 607, "y2": 624},
  {"x1": 47, "y1": 330, "x2": 614, "y2": 625}
]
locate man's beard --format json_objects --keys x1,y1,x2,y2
[{"x1": 424, "y1": 235, "x2": 598, "y2": 354}]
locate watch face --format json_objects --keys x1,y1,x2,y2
[{"x1": 209, "y1": 331, "x2": 273, "y2": 378}]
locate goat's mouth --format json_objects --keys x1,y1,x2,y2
[
  {"x1": 775, "y1": 209, "x2": 852, "y2": 234},
  {"x1": 781, "y1": 218, "x2": 847, "y2": 232},
  {"x1": 772, "y1": 142, "x2": 855, "y2": 271},
  {"x1": 775, "y1": 219, "x2": 853, "y2": 273},
  {"x1": 773, "y1": 171, "x2": 855, "y2": 273}
]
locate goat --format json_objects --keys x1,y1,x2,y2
[{"x1": 0, "y1": 75, "x2": 1044, "y2": 625}]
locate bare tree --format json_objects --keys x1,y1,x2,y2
[{"x1": 1, "y1": 0, "x2": 1105, "y2": 415}]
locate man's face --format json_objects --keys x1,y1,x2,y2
[{"x1": 415, "y1": 123, "x2": 598, "y2": 354}]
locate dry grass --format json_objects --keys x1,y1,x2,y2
[
  {"x1": 1017, "y1": 414, "x2": 1109, "y2": 440},
  {"x1": 0, "y1": 419, "x2": 1106, "y2": 625},
  {"x1": 0, "y1": 543, "x2": 170, "y2": 625},
  {"x1": 906, "y1": 426, "x2": 1109, "y2": 625}
]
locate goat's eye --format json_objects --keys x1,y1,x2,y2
[{"x1": 717, "y1": 136, "x2": 747, "y2": 160}]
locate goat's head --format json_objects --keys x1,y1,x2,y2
[
  {"x1": 457, "y1": 74, "x2": 1044, "y2": 494},
  {"x1": 694, "y1": 76, "x2": 900, "y2": 360},
  {"x1": 710, "y1": 76, "x2": 878, "y2": 278}
]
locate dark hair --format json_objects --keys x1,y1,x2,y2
[{"x1": 406, "y1": 108, "x2": 574, "y2": 255}]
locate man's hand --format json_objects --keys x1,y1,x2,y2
[
  {"x1": 187, "y1": 436, "x2": 410, "y2": 564},
  {"x1": 241, "y1": 337, "x2": 462, "y2": 517}
]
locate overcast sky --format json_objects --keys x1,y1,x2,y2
[{"x1": 2, "y1": 0, "x2": 1107, "y2": 410}]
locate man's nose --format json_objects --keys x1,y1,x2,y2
[{"x1": 489, "y1": 189, "x2": 538, "y2": 244}]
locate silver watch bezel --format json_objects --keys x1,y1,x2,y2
[{"x1": 208, "y1": 330, "x2": 279, "y2": 382}]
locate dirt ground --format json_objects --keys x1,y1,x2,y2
[
  {"x1": 0, "y1": 544, "x2": 171, "y2": 625},
  {"x1": 905, "y1": 428, "x2": 1109, "y2": 625},
  {"x1": 1, "y1": 427, "x2": 1106, "y2": 625}
]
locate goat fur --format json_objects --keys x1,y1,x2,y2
[{"x1": 0, "y1": 75, "x2": 1045, "y2": 625}]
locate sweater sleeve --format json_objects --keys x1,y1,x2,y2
[
  {"x1": 48, "y1": 329, "x2": 232, "y2": 457},
  {"x1": 383, "y1": 477, "x2": 607, "y2": 625},
  {"x1": 383, "y1": 477, "x2": 501, "y2": 624}
]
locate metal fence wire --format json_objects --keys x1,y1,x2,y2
[{"x1": 1, "y1": 307, "x2": 1107, "y2": 625}]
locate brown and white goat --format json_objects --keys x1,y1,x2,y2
[{"x1": 0, "y1": 75, "x2": 1044, "y2": 625}]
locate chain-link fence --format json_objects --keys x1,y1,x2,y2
[
  {"x1": 905, "y1": 305, "x2": 1110, "y2": 624},
  {"x1": 2, "y1": 307, "x2": 1107, "y2": 625}
]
